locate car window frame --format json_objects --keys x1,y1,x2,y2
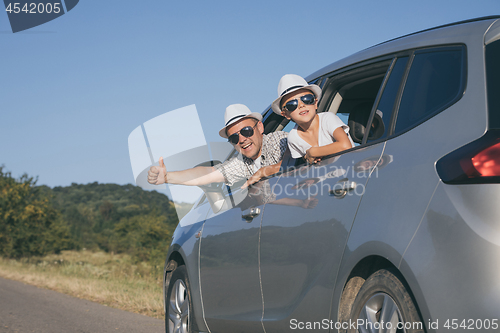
[
  {"x1": 360, "y1": 54, "x2": 412, "y2": 146},
  {"x1": 287, "y1": 57, "x2": 397, "y2": 166},
  {"x1": 265, "y1": 63, "x2": 391, "y2": 171}
]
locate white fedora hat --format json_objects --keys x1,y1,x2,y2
[
  {"x1": 219, "y1": 104, "x2": 263, "y2": 138},
  {"x1": 271, "y1": 74, "x2": 322, "y2": 115}
]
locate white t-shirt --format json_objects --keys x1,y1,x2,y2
[{"x1": 287, "y1": 112, "x2": 354, "y2": 158}]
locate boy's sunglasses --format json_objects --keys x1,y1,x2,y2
[
  {"x1": 282, "y1": 93, "x2": 316, "y2": 112},
  {"x1": 227, "y1": 123, "x2": 258, "y2": 145}
]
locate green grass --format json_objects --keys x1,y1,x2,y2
[{"x1": 0, "y1": 250, "x2": 165, "y2": 319}]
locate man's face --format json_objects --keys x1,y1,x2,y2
[{"x1": 226, "y1": 118, "x2": 264, "y2": 160}]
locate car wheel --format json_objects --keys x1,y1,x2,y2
[
  {"x1": 348, "y1": 269, "x2": 424, "y2": 333},
  {"x1": 166, "y1": 265, "x2": 192, "y2": 333}
]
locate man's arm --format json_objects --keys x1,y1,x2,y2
[
  {"x1": 147, "y1": 157, "x2": 225, "y2": 186},
  {"x1": 241, "y1": 161, "x2": 282, "y2": 189}
]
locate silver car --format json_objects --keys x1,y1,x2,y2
[{"x1": 163, "y1": 16, "x2": 500, "y2": 333}]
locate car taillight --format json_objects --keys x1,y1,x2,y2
[{"x1": 436, "y1": 130, "x2": 500, "y2": 184}]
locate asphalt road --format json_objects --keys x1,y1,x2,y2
[{"x1": 0, "y1": 277, "x2": 164, "y2": 333}]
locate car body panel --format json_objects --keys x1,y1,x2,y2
[
  {"x1": 199, "y1": 190, "x2": 266, "y2": 333},
  {"x1": 484, "y1": 18, "x2": 500, "y2": 45},
  {"x1": 402, "y1": 182, "x2": 500, "y2": 330},
  {"x1": 260, "y1": 143, "x2": 384, "y2": 331},
  {"x1": 165, "y1": 202, "x2": 211, "y2": 333}
]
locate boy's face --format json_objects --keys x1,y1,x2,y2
[{"x1": 280, "y1": 88, "x2": 318, "y2": 124}]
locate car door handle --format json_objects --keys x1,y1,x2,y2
[
  {"x1": 329, "y1": 180, "x2": 356, "y2": 199},
  {"x1": 242, "y1": 207, "x2": 261, "y2": 222}
]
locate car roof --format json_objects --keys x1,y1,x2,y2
[{"x1": 306, "y1": 16, "x2": 500, "y2": 81}]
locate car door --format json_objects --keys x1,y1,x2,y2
[
  {"x1": 259, "y1": 143, "x2": 384, "y2": 331},
  {"x1": 258, "y1": 58, "x2": 408, "y2": 331},
  {"x1": 198, "y1": 182, "x2": 265, "y2": 333}
]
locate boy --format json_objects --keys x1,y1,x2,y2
[{"x1": 271, "y1": 74, "x2": 353, "y2": 164}]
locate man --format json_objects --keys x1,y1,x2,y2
[{"x1": 147, "y1": 104, "x2": 288, "y2": 187}]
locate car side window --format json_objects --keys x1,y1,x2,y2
[
  {"x1": 367, "y1": 56, "x2": 408, "y2": 143},
  {"x1": 321, "y1": 60, "x2": 392, "y2": 147},
  {"x1": 394, "y1": 46, "x2": 465, "y2": 134}
]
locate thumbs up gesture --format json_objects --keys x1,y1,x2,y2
[{"x1": 147, "y1": 157, "x2": 167, "y2": 185}]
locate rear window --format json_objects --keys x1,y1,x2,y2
[
  {"x1": 486, "y1": 39, "x2": 500, "y2": 129},
  {"x1": 394, "y1": 46, "x2": 466, "y2": 135}
]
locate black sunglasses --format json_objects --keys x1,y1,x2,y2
[
  {"x1": 282, "y1": 93, "x2": 316, "y2": 112},
  {"x1": 227, "y1": 123, "x2": 258, "y2": 145}
]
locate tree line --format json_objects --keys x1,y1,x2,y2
[{"x1": 0, "y1": 166, "x2": 180, "y2": 267}]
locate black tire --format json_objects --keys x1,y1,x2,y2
[
  {"x1": 348, "y1": 269, "x2": 424, "y2": 333},
  {"x1": 165, "y1": 265, "x2": 192, "y2": 333}
]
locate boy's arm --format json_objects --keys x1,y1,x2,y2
[{"x1": 305, "y1": 127, "x2": 353, "y2": 162}]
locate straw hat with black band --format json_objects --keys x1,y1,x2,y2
[
  {"x1": 219, "y1": 104, "x2": 263, "y2": 138},
  {"x1": 271, "y1": 74, "x2": 322, "y2": 115}
]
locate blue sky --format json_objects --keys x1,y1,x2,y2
[{"x1": 1, "y1": 0, "x2": 499, "y2": 202}]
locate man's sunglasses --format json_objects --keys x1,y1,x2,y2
[
  {"x1": 282, "y1": 93, "x2": 316, "y2": 112},
  {"x1": 227, "y1": 123, "x2": 258, "y2": 145}
]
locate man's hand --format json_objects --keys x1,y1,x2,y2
[
  {"x1": 147, "y1": 157, "x2": 167, "y2": 185},
  {"x1": 241, "y1": 169, "x2": 263, "y2": 189},
  {"x1": 241, "y1": 162, "x2": 282, "y2": 189}
]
